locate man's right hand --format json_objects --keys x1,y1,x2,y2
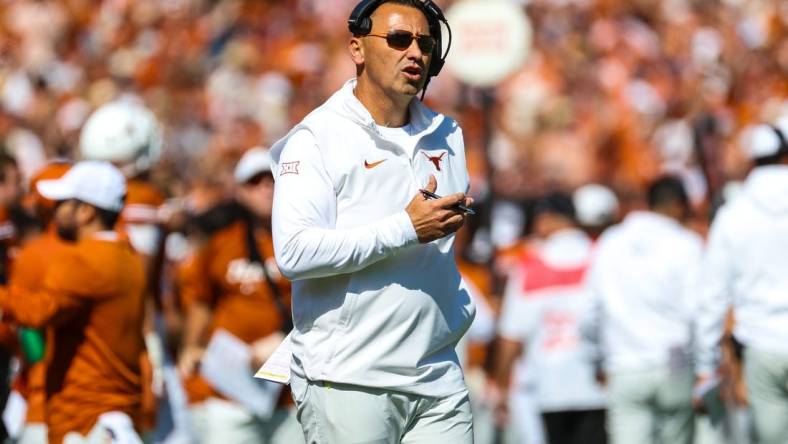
[{"x1": 405, "y1": 175, "x2": 472, "y2": 244}]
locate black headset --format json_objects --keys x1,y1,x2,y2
[{"x1": 348, "y1": 0, "x2": 452, "y2": 81}]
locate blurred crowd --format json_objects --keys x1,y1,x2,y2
[{"x1": 0, "y1": 0, "x2": 784, "y2": 443}]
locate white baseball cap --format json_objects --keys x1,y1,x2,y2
[
  {"x1": 573, "y1": 184, "x2": 619, "y2": 226},
  {"x1": 740, "y1": 124, "x2": 787, "y2": 160},
  {"x1": 234, "y1": 147, "x2": 272, "y2": 183},
  {"x1": 37, "y1": 160, "x2": 126, "y2": 212}
]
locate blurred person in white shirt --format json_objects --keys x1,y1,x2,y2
[
  {"x1": 494, "y1": 192, "x2": 607, "y2": 444},
  {"x1": 695, "y1": 122, "x2": 788, "y2": 444},
  {"x1": 584, "y1": 176, "x2": 703, "y2": 444}
]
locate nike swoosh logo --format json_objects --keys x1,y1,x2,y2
[{"x1": 364, "y1": 159, "x2": 387, "y2": 169}]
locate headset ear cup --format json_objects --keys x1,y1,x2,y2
[
  {"x1": 428, "y1": 21, "x2": 444, "y2": 77},
  {"x1": 348, "y1": 0, "x2": 380, "y2": 35},
  {"x1": 429, "y1": 56, "x2": 444, "y2": 78},
  {"x1": 359, "y1": 16, "x2": 372, "y2": 35}
]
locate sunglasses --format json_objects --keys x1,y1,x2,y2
[{"x1": 367, "y1": 30, "x2": 436, "y2": 54}]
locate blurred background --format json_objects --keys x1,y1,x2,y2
[
  {"x1": 0, "y1": 0, "x2": 785, "y2": 443},
  {"x1": 0, "y1": 0, "x2": 785, "y2": 250}
]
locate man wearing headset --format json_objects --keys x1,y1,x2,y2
[{"x1": 270, "y1": 0, "x2": 476, "y2": 442}]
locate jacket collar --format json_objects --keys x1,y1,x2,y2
[{"x1": 329, "y1": 78, "x2": 445, "y2": 142}]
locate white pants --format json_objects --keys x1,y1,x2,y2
[
  {"x1": 190, "y1": 397, "x2": 303, "y2": 444},
  {"x1": 293, "y1": 380, "x2": 474, "y2": 444},
  {"x1": 744, "y1": 347, "x2": 788, "y2": 444},
  {"x1": 608, "y1": 366, "x2": 694, "y2": 444},
  {"x1": 62, "y1": 412, "x2": 143, "y2": 444}
]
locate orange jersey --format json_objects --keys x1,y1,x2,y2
[
  {"x1": 7, "y1": 228, "x2": 68, "y2": 424},
  {"x1": 180, "y1": 221, "x2": 290, "y2": 403},
  {"x1": 0, "y1": 233, "x2": 146, "y2": 444}
]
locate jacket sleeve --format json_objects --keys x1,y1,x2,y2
[
  {"x1": 0, "y1": 284, "x2": 83, "y2": 329},
  {"x1": 272, "y1": 129, "x2": 419, "y2": 281},
  {"x1": 694, "y1": 217, "x2": 735, "y2": 377},
  {"x1": 1, "y1": 246, "x2": 116, "y2": 328}
]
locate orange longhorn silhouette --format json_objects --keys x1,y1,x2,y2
[{"x1": 422, "y1": 151, "x2": 446, "y2": 171}]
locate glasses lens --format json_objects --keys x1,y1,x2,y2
[
  {"x1": 416, "y1": 35, "x2": 435, "y2": 53},
  {"x1": 386, "y1": 31, "x2": 414, "y2": 50},
  {"x1": 384, "y1": 31, "x2": 435, "y2": 53}
]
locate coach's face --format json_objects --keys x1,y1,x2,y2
[{"x1": 351, "y1": 3, "x2": 433, "y2": 98}]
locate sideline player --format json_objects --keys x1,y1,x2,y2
[
  {"x1": 178, "y1": 147, "x2": 302, "y2": 443},
  {"x1": 494, "y1": 193, "x2": 607, "y2": 444},
  {"x1": 695, "y1": 122, "x2": 788, "y2": 444},
  {"x1": 0, "y1": 161, "x2": 146, "y2": 444},
  {"x1": 584, "y1": 177, "x2": 703, "y2": 444},
  {"x1": 8, "y1": 161, "x2": 71, "y2": 444}
]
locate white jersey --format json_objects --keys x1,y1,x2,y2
[
  {"x1": 584, "y1": 211, "x2": 703, "y2": 374},
  {"x1": 499, "y1": 229, "x2": 606, "y2": 412},
  {"x1": 696, "y1": 165, "x2": 788, "y2": 376},
  {"x1": 270, "y1": 79, "x2": 475, "y2": 399}
]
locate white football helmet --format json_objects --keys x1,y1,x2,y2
[{"x1": 79, "y1": 101, "x2": 162, "y2": 176}]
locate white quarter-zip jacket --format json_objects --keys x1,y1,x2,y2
[
  {"x1": 696, "y1": 165, "x2": 788, "y2": 376},
  {"x1": 583, "y1": 212, "x2": 703, "y2": 374},
  {"x1": 270, "y1": 79, "x2": 475, "y2": 399}
]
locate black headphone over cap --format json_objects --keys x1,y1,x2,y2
[{"x1": 348, "y1": 0, "x2": 452, "y2": 81}]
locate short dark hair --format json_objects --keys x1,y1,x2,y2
[
  {"x1": 533, "y1": 192, "x2": 576, "y2": 222},
  {"x1": 95, "y1": 206, "x2": 122, "y2": 230},
  {"x1": 367, "y1": 0, "x2": 433, "y2": 33},
  {"x1": 75, "y1": 199, "x2": 124, "y2": 230},
  {"x1": 647, "y1": 176, "x2": 689, "y2": 211}
]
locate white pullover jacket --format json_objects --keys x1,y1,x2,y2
[
  {"x1": 584, "y1": 212, "x2": 703, "y2": 374},
  {"x1": 696, "y1": 165, "x2": 788, "y2": 376},
  {"x1": 270, "y1": 79, "x2": 475, "y2": 398}
]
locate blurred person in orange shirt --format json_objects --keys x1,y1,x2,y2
[
  {"x1": 177, "y1": 147, "x2": 302, "y2": 444},
  {"x1": 7, "y1": 160, "x2": 71, "y2": 444},
  {"x1": 0, "y1": 161, "x2": 146, "y2": 444}
]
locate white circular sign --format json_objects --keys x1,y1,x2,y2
[{"x1": 445, "y1": 0, "x2": 532, "y2": 87}]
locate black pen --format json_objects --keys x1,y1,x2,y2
[{"x1": 419, "y1": 189, "x2": 476, "y2": 215}]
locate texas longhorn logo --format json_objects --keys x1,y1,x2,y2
[{"x1": 422, "y1": 151, "x2": 446, "y2": 171}]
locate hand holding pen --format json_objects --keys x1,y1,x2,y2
[{"x1": 405, "y1": 175, "x2": 474, "y2": 244}]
